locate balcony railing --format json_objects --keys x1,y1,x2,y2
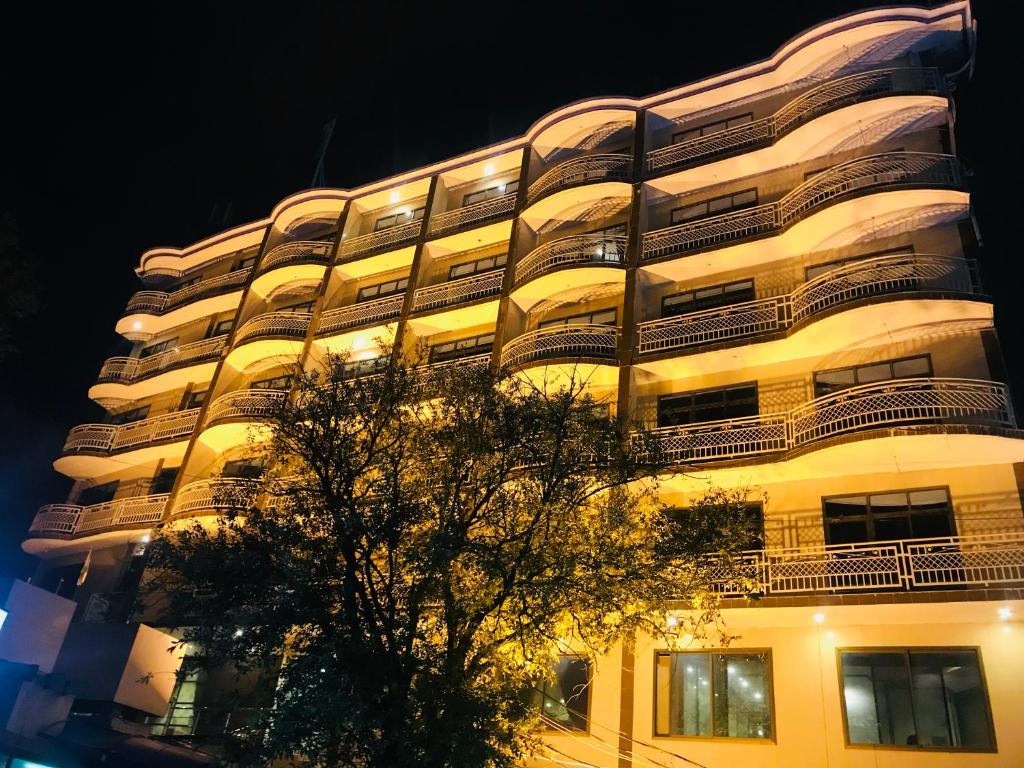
[
  {"x1": 316, "y1": 295, "x2": 403, "y2": 336},
  {"x1": 62, "y1": 409, "x2": 201, "y2": 456},
  {"x1": 637, "y1": 253, "x2": 978, "y2": 355},
  {"x1": 205, "y1": 389, "x2": 289, "y2": 425},
  {"x1": 172, "y1": 478, "x2": 262, "y2": 517},
  {"x1": 338, "y1": 221, "x2": 421, "y2": 260},
  {"x1": 234, "y1": 312, "x2": 312, "y2": 345},
  {"x1": 501, "y1": 324, "x2": 619, "y2": 369},
  {"x1": 258, "y1": 240, "x2": 333, "y2": 274},
  {"x1": 124, "y1": 268, "x2": 251, "y2": 316},
  {"x1": 514, "y1": 233, "x2": 628, "y2": 288},
  {"x1": 428, "y1": 193, "x2": 516, "y2": 236},
  {"x1": 647, "y1": 67, "x2": 944, "y2": 173},
  {"x1": 648, "y1": 378, "x2": 1013, "y2": 464},
  {"x1": 97, "y1": 336, "x2": 227, "y2": 385},
  {"x1": 526, "y1": 153, "x2": 633, "y2": 204},
  {"x1": 29, "y1": 494, "x2": 169, "y2": 538},
  {"x1": 412, "y1": 270, "x2": 505, "y2": 312},
  {"x1": 641, "y1": 152, "x2": 964, "y2": 261}
]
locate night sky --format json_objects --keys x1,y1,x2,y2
[{"x1": 1, "y1": 1, "x2": 1019, "y2": 577}]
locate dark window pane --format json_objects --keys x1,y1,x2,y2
[
  {"x1": 828, "y1": 520, "x2": 870, "y2": 545},
  {"x1": 824, "y1": 496, "x2": 868, "y2": 519},
  {"x1": 540, "y1": 658, "x2": 590, "y2": 732},
  {"x1": 874, "y1": 517, "x2": 913, "y2": 541},
  {"x1": 909, "y1": 651, "x2": 992, "y2": 749},
  {"x1": 841, "y1": 652, "x2": 914, "y2": 745}
]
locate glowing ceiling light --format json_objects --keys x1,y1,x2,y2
[
  {"x1": 665, "y1": 614, "x2": 678, "y2": 627},
  {"x1": 140, "y1": 534, "x2": 150, "y2": 543},
  {"x1": 813, "y1": 612, "x2": 825, "y2": 624},
  {"x1": 132, "y1": 320, "x2": 143, "y2": 331},
  {"x1": 998, "y1": 607, "x2": 1013, "y2": 621},
  {"x1": 233, "y1": 628, "x2": 244, "y2": 638},
  {"x1": 389, "y1": 191, "x2": 400, "y2": 203},
  {"x1": 484, "y1": 163, "x2": 495, "y2": 175}
]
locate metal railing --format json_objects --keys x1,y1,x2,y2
[
  {"x1": 316, "y1": 296, "x2": 403, "y2": 336},
  {"x1": 428, "y1": 193, "x2": 516, "y2": 236},
  {"x1": 28, "y1": 494, "x2": 169, "y2": 538},
  {"x1": 641, "y1": 152, "x2": 964, "y2": 261},
  {"x1": 205, "y1": 389, "x2": 289, "y2": 424},
  {"x1": 501, "y1": 324, "x2": 619, "y2": 369},
  {"x1": 172, "y1": 478, "x2": 262, "y2": 517},
  {"x1": 96, "y1": 336, "x2": 227, "y2": 384},
  {"x1": 527, "y1": 154, "x2": 633, "y2": 204},
  {"x1": 647, "y1": 67, "x2": 943, "y2": 172},
  {"x1": 412, "y1": 270, "x2": 505, "y2": 312},
  {"x1": 514, "y1": 233, "x2": 628, "y2": 288},
  {"x1": 338, "y1": 221, "x2": 421, "y2": 260},
  {"x1": 234, "y1": 312, "x2": 312, "y2": 345},
  {"x1": 62, "y1": 409, "x2": 201, "y2": 455},
  {"x1": 648, "y1": 378, "x2": 1013, "y2": 464},
  {"x1": 258, "y1": 240, "x2": 333, "y2": 274},
  {"x1": 637, "y1": 253, "x2": 978, "y2": 354},
  {"x1": 124, "y1": 268, "x2": 250, "y2": 316}
]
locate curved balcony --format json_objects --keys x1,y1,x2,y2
[
  {"x1": 123, "y1": 268, "x2": 250, "y2": 317},
  {"x1": 412, "y1": 270, "x2": 505, "y2": 313},
  {"x1": 526, "y1": 154, "x2": 632, "y2": 206},
  {"x1": 338, "y1": 221, "x2": 420, "y2": 261},
  {"x1": 649, "y1": 378, "x2": 1014, "y2": 465},
  {"x1": 96, "y1": 336, "x2": 227, "y2": 386},
  {"x1": 513, "y1": 233, "x2": 628, "y2": 290},
  {"x1": 27, "y1": 494, "x2": 168, "y2": 541},
  {"x1": 234, "y1": 311, "x2": 312, "y2": 346},
  {"x1": 641, "y1": 152, "x2": 964, "y2": 262},
  {"x1": 171, "y1": 478, "x2": 261, "y2": 518},
  {"x1": 205, "y1": 389, "x2": 289, "y2": 426},
  {"x1": 258, "y1": 241, "x2": 333, "y2": 275},
  {"x1": 637, "y1": 253, "x2": 979, "y2": 356},
  {"x1": 501, "y1": 324, "x2": 619, "y2": 369},
  {"x1": 647, "y1": 67, "x2": 944, "y2": 174},
  {"x1": 316, "y1": 296, "x2": 403, "y2": 337},
  {"x1": 428, "y1": 193, "x2": 516, "y2": 237}
]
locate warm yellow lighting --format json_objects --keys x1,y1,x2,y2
[
  {"x1": 813, "y1": 612, "x2": 826, "y2": 624},
  {"x1": 484, "y1": 163, "x2": 495, "y2": 175},
  {"x1": 389, "y1": 191, "x2": 400, "y2": 203},
  {"x1": 999, "y1": 607, "x2": 1013, "y2": 621},
  {"x1": 132, "y1": 320, "x2": 143, "y2": 331}
]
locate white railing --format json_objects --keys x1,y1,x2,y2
[
  {"x1": 338, "y1": 220, "x2": 421, "y2": 260},
  {"x1": 514, "y1": 234, "x2": 628, "y2": 288},
  {"x1": 258, "y1": 240, "x2": 333, "y2": 274},
  {"x1": 527, "y1": 153, "x2": 633, "y2": 204},
  {"x1": 317, "y1": 296, "x2": 404, "y2": 336},
  {"x1": 29, "y1": 494, "x2": 169, "y2": 537},
  {"x1": 205, "y1": 389, "x2": 288, "y2": 424},
  {"x1": 428, "y1": 193, "x2": 516, "y2": 236},
  {"x1": 638, "y1": 253, "x2": 977, "y2": 354},
  {"x1": 412, "y1": 270, "x2": 505, "y2": 312},
  {"x1": 124, "y1": 268, "x2": 250, "y2": 315},
  {"x1": 419, "y1": 353, "x2": 492, "y2": 375},
  {"x1": 62, "y1": 409, "x2": 201, "y2": 455},
  {"x1": 234, "y1": 312, "x2": 312, "y2": 345},
  {"x1": 648, "y1": 378, "x2": 1013, "y2": 464},
  {"x1": 172, "y1": 478, "x2": 262, "y2": 517},
  {"x1": 97, "y1": 335, "x2": 227, "y2": 384},
  {"x1": 641, "y1": 152, "x2": 963, "y2": 260},
  {"x1": 647, "y1": 67, "x2": 943, "y2": 172},
  {"x1": 501, "y1": 324, "x2": 619, "y2": 369}
]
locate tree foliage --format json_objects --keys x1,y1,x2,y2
[{"x1": 146, "y1": 352, "x2": 760, "y2": 767}]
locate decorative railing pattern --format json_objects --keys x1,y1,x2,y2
[
  {"x1": 338, "y1": 221, "x2": 421, "y2": 260},
  {"x1": 638, "y1": 253, "x2": 978, "y2": 355},
  {"x1": 412, "y1": 270, "x2": 505, "y2": 312},
  {"x1": 258, "y1": 241, "x2": 333, "y2": 274},
  {"x1": 501, "y1": 325, "x2": 619, "y2": 369},
  {"x1": 124, "y1": 269, "x2": 250, "y2": 315},
  {"x1": 641, "y1": 152, "x2": 963, "y2": 261},
  {"x1": 428, "y1": 193, "x2": 516, "y2": 236},
  {"x1": 234, "y1": 312, "x2": 312, "y2": 345},
  {"x1": 97, "y1": 336, "x2": 227, "y2": 384},
  {"x1": 527, "y1": 154, "x2": 633, "y2": 204},
  {"x1": 29, "y1": 494, "x2": 169, "y2": 538},
  {"x1": 317, "y1": 296, "x2": 403, "y2": 336},
  {"x1": 63, "y1": 409, "x2": 201, "y2": 456},
  {"x1": 205, "y1": 389, "x2": 289, "y2": 424},
  {"x1": 649, "y1": 378, "x2": 1013, "y2": 464},
  {"x1": 647, "y1": 67, "x2": 943, "y2": 172},
  {"x1": 514, "y1": 234, "x2": 628, "y2": 288},
  {"x1": 172, "y1": 478, "x2": 262, "y2": 517}
]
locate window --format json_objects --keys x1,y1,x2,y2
[
  {"x1": 448, "y1": 252, "x2": 508, "y2": 280},
  {"x1": 662, "y1": 279, "x2": 755, "y2": 318},
  {"x1": 670, "y1": 188, "x2": 758, "y2": 225},
  {"x1": 151, "y1": 668, "x2": 202, "y2": 736},
  {"x1": 804, "y1": 247, "x2": 914, "y2": 282},
  {"x1": 184, "y1": 389, "x2": 208, "y2": 409},
  {"x1": 139, "y1": 337, "x2": 178, "y2": 359},
  {"x1": 107, "y1": 404, "x2": 151, "y2": 425},
  {"x1": 462, "y1": 179, "x2": 519, "y2": 206},
  {"x1": 281, "y1": 301, "x2": 314, "y2": 314},
  {"x1": 357, "y1": 277, "x2": 408, "y2": 302},
  {"x1": 823, "y1": 488, "x2": 954, "y2": 545},
  {"x1": 252, "y1": 374, "x2": 292, "y2": 391},
  {"x1": 839, "y1": 649, "x2": 994, "y2": 750},
  {"x1": 655, "y1": 651, "x2": 773, "y2": 739},
  {"x1": 373, "y1": 207, "x2": 425, "y2": 232},
  {"x1": 814, "y1": 355, "x2": 932, "y2": 397},
  {"x1": 538, "y1": 308, "x2": 617, "y2": 330},
  {"x1": 657, "y1": 383, "x2": 758, "y2": 428},
  {"x1": 666, "y1": 501, "x2": 765, "y2": 551},
  {"x1": 532, "y1": 657, "x2": 591, "y2": 732},
  {"x1": 209, "y1": 318, "x2": 234, "y2": 338},
  {"x1": 672, "y1": 113, "x2": 754, "y2": 145},
  {"x1": 78, "y1": 480, "x2": 119, "y2": 506},
  {"x1": 340, "y1": 356, "x2": 387, "y2": 380},
  {"x1": 221, "y1": 459, "x2": 264, "y2": 479},
  {"x1": 234, "y1": 249, "x2": 259, "y2": 271},
  {"x1": 151, "y1": 467, "x2": 179, "y2": 494},
  {"x1": 429, "y1": 333, "x2": 494, "y2": 363}
]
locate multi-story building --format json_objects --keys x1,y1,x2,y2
[{"x1": 10, "y1": 1, "x2": 1024, "y2": 765}]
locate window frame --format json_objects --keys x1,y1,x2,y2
[
  {"x1": 373, "y1": 206, "x2": 425, "y2": 232},
  {"x1": 813, "y1": 354, "x2": 933, "y2": 398},
  {"x1": 447, "y1": 252, "x2": 508, "y2": 281},
  {"x1": 670, "y1": 188, "x2": 758, "y2": 225},
  {"x1": 356, "y1": 276, "x2": 409, "y2": 303},
  {"x1": 671, "y1": 112, "x2": 754, "y2": 146},
  {"x1": 209, "y1": 318, "x2": 235, "y2": 338},
  {"x1": 656, "y1": 382, "x2": 759, "y2": 428},
  {"x1": 821, "y1": 486, "x2": 956, "y2": 545},
  {"x1": 803, "y1": 246, "x2": 915, "y2": 282},
  {"x1": 661, "y1": 278, "x2": 755, "y2": 319},
  {"x1": 462, "y1": 179, "x2": 519, "y2": 207},
  {"x1": 428, "y1": 332, "x2": 495, "y2": 364},
  {"x1": 537, "y1": 308, "x2": 618, "y2": 331},
  {"x1": 836, "y1": 646, "x2": 997, "y2": 753}
]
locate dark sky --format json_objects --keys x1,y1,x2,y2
[{"x1": 1, "y1": 1, "x2": 1019, "y2": 577}]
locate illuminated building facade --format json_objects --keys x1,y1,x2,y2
[{"x1": 11, "y1": 1, "x2": 1024, "y2": 764}]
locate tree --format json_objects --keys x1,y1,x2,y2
[{"x1": 145, "y1": 351, "x2": 760, "y2": 767}]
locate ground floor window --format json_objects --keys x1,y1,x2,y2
[
  {"x1": 532, "y1": 656, "x2": 591, "y2": 732},
  {"x1": 839, "y1": 649, "x2": 994, "y2": 750},
  {"x1": 655, "y1": 651, "x2": 773, "y2": 739}
]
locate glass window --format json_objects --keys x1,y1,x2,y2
[
  {"x1": 662, "y1": 279, "x2": 755, "y2": 318},
  {"x1": 339, "y1": 356, "x2": 387, "y2": 380},
  {"x1": 804, "y1": 248, "x2": 915, "y2": 282},
  {"x1": 814, "y1": 355, "x2": 932, "y2": 397},
  {"x1": 657, "y1": 383, "x2": 758, "y2": 428},
  {"x1": 655, "y1": 651, "x2": 772, "y2": 739},
  {"x1": 373, "y1": 206, "x2": 425, "y2": 232},
  {"x1": 840, "y1": 649, "x2": 994, "y2": 750},
  {"x1": 462, "y1": 179, "x2": 519, "y2": 206},
  {"x1": 78, "y1": 480, "x2": 119, "y2": 506},
  {"x1": 221, "y1": 459, "x2": 264, "y2": 479},
  {"x1": 252, "y1": 374, "x2": 292, "y2": 391},
  {"x1": 210, "y1": 318, "x2": 234, "y2": 338},
  {"x1": 448, "y1": 252, "x2": 508, "y2": 280},
  {"x1": 538, "y1": 308, "x2": 617, "y2": 330},
  {"x1": 672, "y1": 113, "x2": 754, "y2": 145},
  {"x1": 281, "y1": 301, "x2": 314, "y2": 314},
  {"x1": 107, "y1": 404, "x2": 151, "y2": 425},
  {"x1": 150, "y1": 467, "x2": 179, "y2": 494},
  {"x1": 185, "y1": 389, "x2": 208, "y2": 409},
  {"x1": 234, "y1": 252, "x2": 258, "y2": 272},
  {"x1": 671, "y1": 188, "x2": 758, "y2": 225},
  {"x1": 139, "y1": 337, "x2": 178, "y2": 359},
  {"x1": 429, "y1": 333, "x2": 494, "y2": 363},
  {"x1": 357, "y1": 277, "x2": 409, "y2": 302},
  {"x1": 533, "y1": 656, "x2": 591, "y2": 732},
  {"x1": 823, "y1": 488, "x2": 954, "y2": 545}
]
